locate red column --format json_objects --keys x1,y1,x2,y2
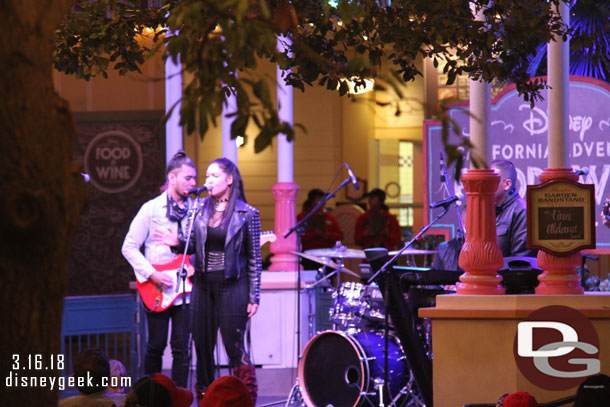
[
  {"x1": 268, "y1": 182, "x2": 299, "y2": 271},
  {"x1": 457, "y1": 169, "x2": 505, "y2": 295},
  {"x1": 535, "y1": 169, "x2": 584, "y2": 294}
]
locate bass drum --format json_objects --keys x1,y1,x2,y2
[{"x1": 298, "y1": 330, "x2": 409, "y2": 407}]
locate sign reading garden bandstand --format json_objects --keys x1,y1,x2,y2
[{"x1": 424, "y1": 76, "x2": 610, "y2": 252}]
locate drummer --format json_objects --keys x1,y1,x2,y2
[{"x1": 297, "y1": 189, "x2": 344, "y2": 270}]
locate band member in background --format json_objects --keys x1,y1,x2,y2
[
  {"x1": 355, "y1": 188, "x2": 402, "y2": 250},
  {"x1": 182, "y1": 158, "x2": 262, "y2": 406},
  {"x1": 121, "y1": 150, "x2": 197, "y2": 387},
  {"x1": 491, "y1": 159, "x2": 536, "y2": 258},
  {"x1": 431, "y1": 203, "x2": 466, "y2": 272},
  {"x1": 297, "y1": 188, "x2": 343, "y2": 269}
]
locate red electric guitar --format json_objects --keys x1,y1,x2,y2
[{"x1": 138, "y1": 231, "x2": 277, "y2": 311}]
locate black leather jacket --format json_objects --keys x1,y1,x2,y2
[
  {"x1": 495, "y1": 192, "x2": 536, "y2": 258},
  {"x1": 187, "y1": 199, "x2": 262, "y2": 304},
  {"x1": 431, "y1": 237, "x2": 464, "y2": 272}
]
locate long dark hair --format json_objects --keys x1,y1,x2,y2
[{"x1": 203, "y1": 157, "x2": 247, "y2": 226}]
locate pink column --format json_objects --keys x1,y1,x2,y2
[
  {"x1": 268, "y1": 182, "x2": 299, "y2": 271},
  {"x1": 535, "y1": 169, "x2": 584, "y2": 294},
  {"x1": 457, "y1": 169, "x2": 505, "y2": 295}
]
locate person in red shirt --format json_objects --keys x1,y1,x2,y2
[
  {"x1": 297, "y1": 189, "x2": 344, "y2": 251},
  {"x1": 297, "y1": 189, "x2": 343, "y2": 270},
  {"x1": 355, "y1": 188, "x2": 402, "y2": 250}
]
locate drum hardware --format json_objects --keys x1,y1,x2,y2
[
  {"x1": 293, "y1": 250, "x2": 359, "y2": 295},
  {"x1": 282, "y1": 380, "x2": 306, "y2": 407},
  {"x1": 329, "y1": 282, "x2": 388, "y2": 332},
  {"x1": 298, "y1": 330, "x2": 412, "y2": 407},
  {"x1": 292, "y1": 251, "x2": 359, "y2": 277},
  {"x1": 305, "y1": 243, "x2": 366, "y2": 259},
  {"x1": 297, "y1": 277, "x2": 429, "y2": 407},
  {"x1": 373, "y1": 378, "x2": 385, "y2": 407}
]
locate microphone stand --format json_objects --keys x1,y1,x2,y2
[
  {"x1": 176, "y1": 193, "x2": 203, "y2": 302},
  {"x1": 367, "y1": 203, "x2": 451, "y2": 406},
  {"x1": 282, "y1": 176, "x2": 351, "y2": 407},
  {"x1": 285, "y1": 176, "x2": 351, "y2": 354},
  {"x1": 170, "y1": 191, "x2": 203, "y2": 388},
  {"x1": 440, "y1": 151, "x2": 465, "y2": 241}
]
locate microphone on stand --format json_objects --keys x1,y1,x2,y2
[
  {"x1": 430, "y1": 195, "x2": 459, "y2": 209},
  {"x1": 188, "y1": 184, "x2": 210, "y2": 195},
  {"x1": 345, "y1": 163, "x2": 360, "y2": 190}
]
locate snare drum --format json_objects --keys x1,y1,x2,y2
[{"x1": 298, "y1": 330, "x2": 409, "y2": 407}]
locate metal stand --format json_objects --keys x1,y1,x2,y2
[
  {"x1": 367, "y1": 204, "x2": 453, "y2": 407},
  {"x1": 180, "y1": 192, "x2": 204, "y2": 388},
  {"x1": 283, "y1": 174, "x2": 354, "y2": 407}
]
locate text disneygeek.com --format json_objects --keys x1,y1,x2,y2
[{"x1": 5, "y1": 371, "x2": 131, "y2": 392}]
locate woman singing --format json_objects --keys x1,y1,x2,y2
[{"x1": 185, "y1": 158, "x2": 262, "y2": 405}]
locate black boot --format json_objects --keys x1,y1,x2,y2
[{"x1": 233, "y1": 364, "x2": 258, "y2": 406}]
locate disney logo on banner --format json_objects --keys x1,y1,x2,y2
[
  {"x1": 514, "y1": 305, "x2": 600, "y2": 391},
  {"x1": 520, "y1": 105, "x2": 548, "y2": 136},
  {"x1": 519, "y1": 104, "x2": 593, "y2": 141}
]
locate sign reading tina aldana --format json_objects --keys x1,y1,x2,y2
[{"x1": 527, "y1": 179, "x2": 595, "y2": 256}]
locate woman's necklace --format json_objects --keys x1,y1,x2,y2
[{"x1": 217, "y1": 197, "x2": 229, "y2": 203}]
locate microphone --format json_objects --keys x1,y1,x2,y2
[
  {"x1": 575, "y1": 167, "x2": 589, "y2": 176},
  {"x1": 430, "y1": 195, "x2": 459, "y2": 209},
  {"x1": 188, "y1": 184, "x2": 210, "y2": 195},
  {"x1": 345, "y1": 163, "x2": 360, "y2": 190}
]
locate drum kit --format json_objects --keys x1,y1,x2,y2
[{"x1": 288, "y1": 245, "x2": 434, "y2": 407}]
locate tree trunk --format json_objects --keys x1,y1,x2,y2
[{"x1": 0, "y1": 1, "x2": 84, "y2": 405}]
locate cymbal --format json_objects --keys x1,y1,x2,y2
[
  {"x1": 389, "y1": 248, "x2": 438, "y2": 256},
  {"x1": 304, "y1": 247, "x2": 366, "y2": 259},
  {"x1": 291, "y1": 251, "x2": 359, "y2": 277}
]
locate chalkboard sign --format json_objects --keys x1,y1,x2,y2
[
  {"x1": 423, "y1": 76, "x2": 610, "y2": 253},
  {"x1": 526, "y1": 179, "x2": 595, "y2": 256}
]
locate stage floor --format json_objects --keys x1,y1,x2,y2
[{"x1": 177, "y1": 367, "x2": 297, "y2": 407}]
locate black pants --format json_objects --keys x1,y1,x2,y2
[
  {"x1": 191, "y1": 270, "x2": 251, "y2": 389},
  {"x1": 144, "y1": 303, "x2": 191, "y2": 387}
]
